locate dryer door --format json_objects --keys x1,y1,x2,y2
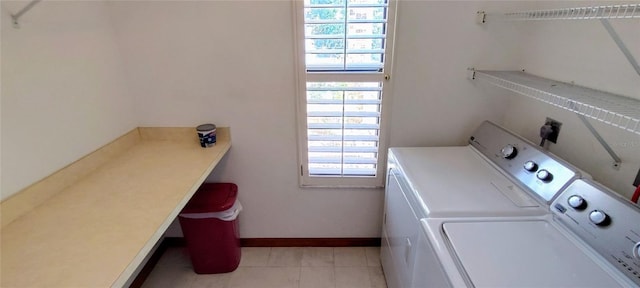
[{"x1": 381, "y1": 170, "x2": 420, "y2": 288}]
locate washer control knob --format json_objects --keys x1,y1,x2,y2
[
  {"x1": 501, "y1": 145, "x2": 518, "y2": 159},
  {"x1": 567, "y1": 195, "x2": 587, "y2": 210},
  {"x1": 523, "y1": 161, "x2": 538, "y2": 172},
  {"x1": 589, "y1": 210, "x2": 610, "y2": 226},
  {"x1": 634, "y1": 242, "x2": 640, "y2": 259},
  {"x1": 536, "y1": 169, "x2": 553, "y2": 182}
]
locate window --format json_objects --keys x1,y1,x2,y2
[{"x1": 293, "y1": 0, "x2": 397, "y2": 187}]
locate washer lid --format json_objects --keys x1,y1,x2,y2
[{"x1": 443, "y1": 220, "x2": 622, "y2": 287}]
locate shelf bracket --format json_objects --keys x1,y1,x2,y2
[
  {"x1": 600, "y1": 19, "x2": 640, "y2": 78},
  {"x1": 575, "y1": 112, "x2": 622, "y2": 170},
  {"x1": 10, "y1": 0, "x2": 42, "y2": 29}
]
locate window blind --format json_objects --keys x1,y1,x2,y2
[
  {"x1": 303, "y1": 0, "x2": 389, "y2": 72},
  {"x1": 306, "y1": 82, "x2": 382, "y2": 176},
  {"x1": 300, "y1": 0, "x2": 391, "y2": 179}
]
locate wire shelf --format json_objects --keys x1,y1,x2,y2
[
  {"x1": 472, "y1": 70, "x2": 640, "y2": 135},
  {"x1": 492, "y1": 4, "x2": 640, "y2": 21}
]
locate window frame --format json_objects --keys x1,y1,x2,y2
[{"x1": 292, "y1": 0, "x2": 398, "y2": 188}]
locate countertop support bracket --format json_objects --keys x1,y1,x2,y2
[
  {"x1": 10, "y1": 0, "x2": 42, "y2": 28},
  {"x1": 575, "y1": 111, "x2": 622, "y2": 170},
  {"x1": 600, "y1": 19, "x2": 640, "y2": 78}
]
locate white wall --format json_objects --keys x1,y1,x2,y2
[
  {"x1": 108, "y1": 1, "x2": 384, "y2": 238},
  {"x1": 388, "y1": 1, "x2": 534, "y2": 148},
  {"x1": 1, "y1": 1, "x2": 136, "y2": 200},
  {"x1": 7, "y1": 0, "x2": 628, "y2": 238},
  {"x1": 108, "y1": 1, "x2": 530, "y2": 238},
  {"x1": 499, "y1": 1, "x2": 640, "y2": 199}
]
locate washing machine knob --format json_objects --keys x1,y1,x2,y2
[
  {"x1": 501, "y1": 145, "x2": 518, "y2": 159},
  {"x1": 523, "y1": 161, "x2": 538, "y2": 172},
  {"x1": 589, "y1": 210, "x2": 610, "y2": 226},
  {"x1": 634, "y1": 242, "x2": 640, "y2": 259},
  {"x1": 536, "y1": 169, "x2": 553, "y2": 182},
  {"x1": 567, "y1": 195, "x2": 587, "y2": 210}
]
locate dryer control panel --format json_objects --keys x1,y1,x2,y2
[
  {"x1": 552, "y1": 179, "x2": 640, "y2": 286},
  {"x1": 469, "y1": 121, "x2": 582, "y2": 204}
]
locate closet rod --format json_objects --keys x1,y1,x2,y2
[{"x1": 11, "y1": 0, "x2": 42, "y2": 28}]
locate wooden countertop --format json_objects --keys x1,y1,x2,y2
[{"x1": 0, "y1": 127, "x2": 231, "y2": 287}]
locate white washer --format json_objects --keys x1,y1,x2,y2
[
  {"x1": 381, "y1": 121, "x2": 583, "y2": 288},
  {"x1": 416, "y1": 179, "x2": 640, "y2": 287}
]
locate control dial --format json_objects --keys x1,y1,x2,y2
[
  {"x1": 567, "y1": 195, "x2": 587, "y2": 210},
  {"x1": 523, "y1": 161, "x2": 538, "y2": 172},
  {"x1": 536, "y1": 169, "x2": 553, "y2": 182},
  {"x1": 589, "y1": 210, "x2": 610, "y2": 226},
  {"x1": 501, "y1": 145, "x2": 518, "y2": 159},
  {"x1": 634, "y1": 242, "x2": 640, "y2": 259}
]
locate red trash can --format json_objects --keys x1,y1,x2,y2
[{"x1": 178, "y1": 183, "x2": 242, "y2": 274}]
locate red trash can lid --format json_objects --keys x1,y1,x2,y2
[{"x1": 182, "y1": 183, "x2": 238, "y2": 213}]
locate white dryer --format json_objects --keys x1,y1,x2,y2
[
  {"x1": 381, "y1": 121, "x2": 584, "y2": 288},
  {"x1": 416, "y1": 179, "x2": 640, "y2": 287}
]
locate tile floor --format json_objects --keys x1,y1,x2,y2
[{"x1": 142, "y1": 246, "x2": 388, "y2": 288}]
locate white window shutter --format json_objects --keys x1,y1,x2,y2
[{"x1": 295, "y1": 0, "x2": 396, "y2": 187}]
